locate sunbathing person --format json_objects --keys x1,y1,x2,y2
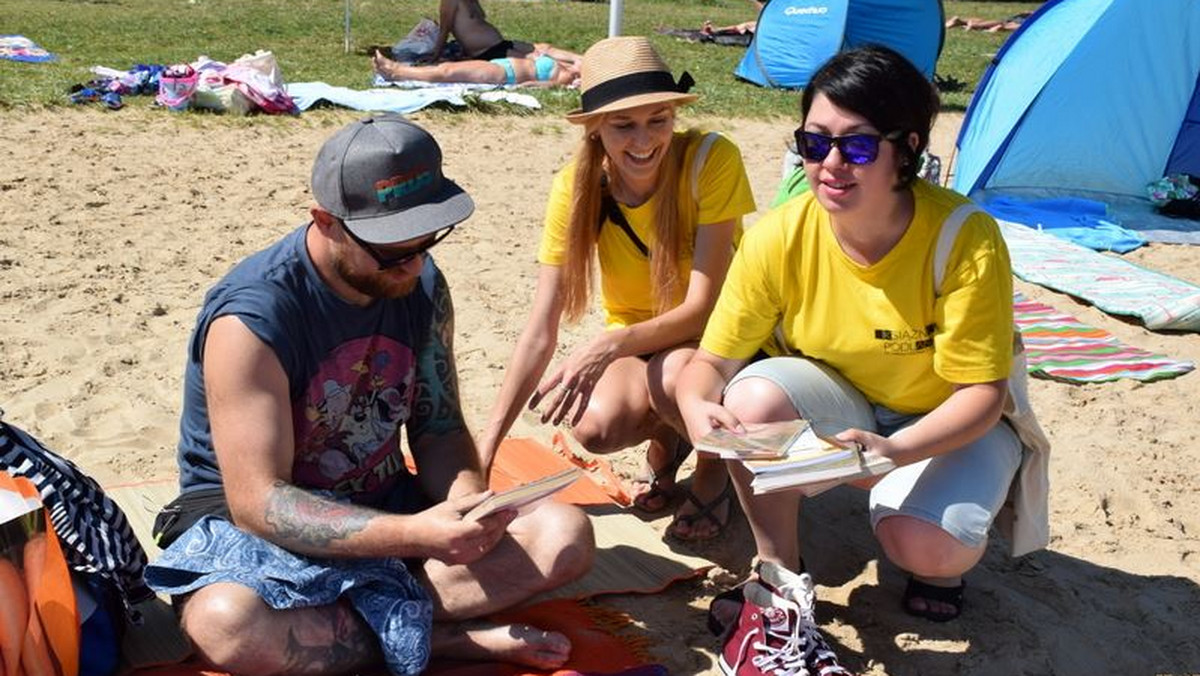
[
  {"x1": 374, "y1": 46, "x2": 582, "y2": 87},
  {"x1": 700, "y1": 19, "x2": 757, "y2": 36},
  {"x1": 944, "y1": 12, "x2": 1030, "y2": 32},
  {"x1": 429, "y1": 0, "x2": 534, "y2": 62}
]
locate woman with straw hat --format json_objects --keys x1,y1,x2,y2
[{"x1": 478, "y1": 36, "x2": 756, "y2": 541}]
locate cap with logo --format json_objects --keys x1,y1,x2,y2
[{"x1": 311, "y1": 114, "x2": 474, "y2": 244}]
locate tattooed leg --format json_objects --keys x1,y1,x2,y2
[
  {"x1": 278, "y1": 602, "x2": 382, "y2": 675},
  {"x1": 180, "y1": 583, "x2": 382, "y2": 676}
]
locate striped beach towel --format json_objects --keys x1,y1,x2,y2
[
  {"x1": 0, "y1": 35, "x2": 56, "y2": 62},
  {"x1": 1000, "y1": 220, "x2": 1200, "y2": 332},
  {"x1": 1014, "y1": 292, "x2": 1195, "y2": 383}
]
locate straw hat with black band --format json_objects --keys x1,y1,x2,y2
[{"x1": 566, "y1": 36, "x2": 697, "y2": 124}]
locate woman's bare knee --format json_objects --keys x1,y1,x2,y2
[
  {"x1": 571, "y1": 399, "x2": 650, "y2": 453},
  {"x1": 876, "y1": 516, "x2": 983, "y2": 578},
  {"x1": 724, "y1": 377, "x2": 797, "y2": 423}
]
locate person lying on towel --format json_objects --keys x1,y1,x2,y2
[
  {"x1": 143, "y1": 114, "x2": 595, "y2": 676},
  {"x1": 374, "y1": 43, "x2": 583, "y2": 87}
]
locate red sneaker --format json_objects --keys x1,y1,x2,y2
[{"x1": 717, "y1": 561, "x2": 851, "y2": 676}]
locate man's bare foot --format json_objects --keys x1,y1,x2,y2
[{"x1": 432, "y1": 620, "x2": 571, "y2": 670}]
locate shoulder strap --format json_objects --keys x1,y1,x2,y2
[
  {"x1": 691, "y1": 132, "x2": 719, "y2": 203},
  {"x1": 595, "y1": 132, "x2": 718, "y2": 260},
  {"x1": 933, "y1": 203, "x2": 982, "y2": 295},
  {"x1": 600, "y1": 192, "x2": 650, "y2": 258}
]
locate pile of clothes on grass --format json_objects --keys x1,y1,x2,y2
[{"x1": 69, "y1": 49, "x2": 298, "y2": 115}]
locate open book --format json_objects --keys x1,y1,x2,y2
[
  {"x1": 464, "y1": 467, "x2": 582, "y2": 521},
  {"x1": 695, "y1": 419, "x2": 835, "y2": 460}
]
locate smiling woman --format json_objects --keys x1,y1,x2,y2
[
  {"x1": 476, "y1": 36, "x2": 758, "y2": 544},
  {"x1": 675, "y1": 45, "x2": 1046, "y2": 641}
]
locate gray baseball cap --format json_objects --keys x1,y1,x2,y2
[{"x1": 311, "y1": 114, "x2": 474, "y2": 244}]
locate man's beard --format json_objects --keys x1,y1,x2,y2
[{"x1": 333, "y1": 254, "x2": 420, "y2": 300}]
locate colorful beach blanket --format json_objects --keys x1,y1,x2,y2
[
  {"x1": 0, "y1": 35, "x2": 56, "y2": 62},
  {"x1": 1000, "y1": 219, "x2": 1200, "y2": 332},
  {"x1": 1015, "y1": 292, "x2": 1195, "y2": 383}
]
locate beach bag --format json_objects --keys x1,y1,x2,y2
[
  {"x1": 0, "y1": 471, "x2": 80, "y2": 676},
  {"x1": 1, "y1": 414, "x2": 153, "y2": 676},
  {"x1": 934, "y1": 204, "x2": 1052, "y2": 557},
  {"x1": 391, "y1": 18, "x2": 439, "y2": 62},
  {"x1": 156, "y1": 63, "x2": 198, "y2": 112},
  {"x1": 222, "y1": 50, "x2": 297, "y2": 115}
]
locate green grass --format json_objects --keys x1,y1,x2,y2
[{"x1": 0, "y1": 0, "x2": 1040, "y2": 117}]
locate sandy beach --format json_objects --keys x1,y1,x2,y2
[{"x1": 1, "y1": 107, "x2": 1198, "y2": 675}]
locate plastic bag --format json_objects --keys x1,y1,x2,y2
[
  {"x1": 223, "y1": 50, "x2": 297, "y2": 115},
  {"x1": 391, "y1": 18, "x2": 439, "y2": 62}
]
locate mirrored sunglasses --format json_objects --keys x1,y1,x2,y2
[
  {"x1": 794, "y1": 130, "x2": 901, "y2": 165},
  {"x1": 342, "y1": 222, "x2": 455, "y2": 271}
]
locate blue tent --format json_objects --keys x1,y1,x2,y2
[
  {"x1": 953, "y1": 0, "x2": 1200, "y2": 212},
  {"x1": 734, "y1": 0, "x2": 944, "y2": 89}
]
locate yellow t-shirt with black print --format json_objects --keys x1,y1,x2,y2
[
  {"x1": 538, "y1": 131, "x2": 757, "y2": 328},
  {"x1": 700, "y1": 180, "x2": 1013, "y2": 414}
]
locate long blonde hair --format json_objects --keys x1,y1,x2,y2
[{"x1": 560, "y1": 117, "x2": 699, "y2": 322}]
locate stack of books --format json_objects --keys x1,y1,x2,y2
[{"x1": 696, "y1": 420, "x2": 894, "y2": 495}]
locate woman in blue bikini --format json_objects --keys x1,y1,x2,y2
[{"x1": 373, "y1": 44, "x2": 582, "y2": 87}]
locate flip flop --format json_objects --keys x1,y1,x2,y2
[
  {"x1": 630, "y1": 438, "x2": 691, "y2": 514},
  {"x1": 666, "y1": 478, "x2": 735, "y2": 542},
  {"x1": 902, "y1": 576, "x2": 965, "y2": 623}
]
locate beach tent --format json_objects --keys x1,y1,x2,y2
[
  {"x1": 953, "y1": 0, "x2": 1200, "y2": 214},
  {"x1": 734, "y1": 0, "x2": 944, "y2": 89}
]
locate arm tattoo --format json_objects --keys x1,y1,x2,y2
[
  {"x1": 281, "y1": 601, "x2": 380, "y2": 674},
  {"x1": 409, "y1": 269, "x2": 469, "y2": 442},
  {"x1": 263, "y1": 481, "x2": 375, "y2": 549}
]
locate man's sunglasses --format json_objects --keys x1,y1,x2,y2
[
  {"x1": 341, "y1": 222, "x2": 455, "y2": 270},
  {"x1": 794, "y1": 130, "x2": 902, "y2": 165}
]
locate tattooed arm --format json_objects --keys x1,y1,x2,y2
[
  {"x1": 202, "y1": 314, "x2": 495, "y2": 563},
  {"x1": 407, "y1": 267, "x2": 489, "y2": 501}
]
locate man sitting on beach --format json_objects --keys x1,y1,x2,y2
[
  {"x1": 145, "y1": 114, "x2": 595, "y2": 675},
  {"x1": 427, "y1": 0, "x2": 533, "y2": 62}
]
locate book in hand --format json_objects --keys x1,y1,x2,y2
[
  {"x1": 695, "y1": 419, "x2": 833, "y2": 460},
  {"x1": 749, "y1": 447, "x2": 895, "y2": 496},
  {"x1": 463, "y1": 467, "x2": 582, "y2": 521}
]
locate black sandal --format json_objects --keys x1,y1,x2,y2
[
  {"x1": 667, "y1": 479, "x2": 735, "y2": 542},
  {"x1": 902, "y1": 576, "x2": 965, "y2": 623},
  {"x1": 630, "y1": 438, "x2": 692, "y2": 514}
]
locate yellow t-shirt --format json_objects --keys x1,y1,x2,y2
[
  {"x1": 537, "y1": 131, "x2": 757, "y2": 328},
  {"x1": 701, "y1": 180, "x2": 1013, "y2": 414}
]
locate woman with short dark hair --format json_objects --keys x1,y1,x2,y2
[{"x1": 678, "y1": 44, "x2": 1047, "y2": 625}]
